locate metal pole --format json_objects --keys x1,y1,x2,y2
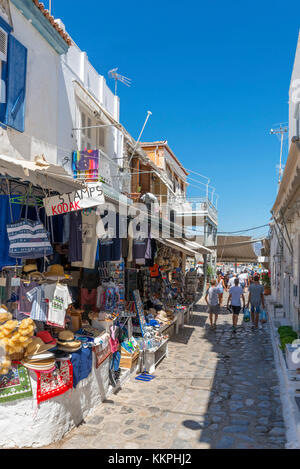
[
  {"x1": 128, "y1": 111, "x2": 152, "y2": 168},
  {"x1": 49, "y1": 0, "x2": 52, "y2": 15},
  {"x1": 278, "y1": 129, "x2": 284, "y2": 189}
]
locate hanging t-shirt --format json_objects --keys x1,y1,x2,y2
[
  {"x1": 96, "y1": 286, "x2": 105, "y2": 310},
  {"x1": 98, "y1": 213, "x2": 122, "y2": 262},
  {"x1": 46, "y1": 284, "x2": 72, "y2": 327},
  {"x1": 18, "y1": 281, "x2": 38, "y2": 315},
  {"x1": 72, "y1": 209, "x2": 98, "y2": 269},
  {"x1": 68, "y1": 211, "x2": 82, "y2": 263},
  {"x1": 26, "y1": 285, "x2": 48, "y2": 322}
]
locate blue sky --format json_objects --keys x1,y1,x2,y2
[{"x1": 52, "y1": 0, "x2": 299, "y2": 233}]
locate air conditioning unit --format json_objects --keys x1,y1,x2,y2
[{"x1": 0, "y1": 27, "x2": 8, "y2": 62}]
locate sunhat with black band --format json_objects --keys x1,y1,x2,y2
[{"x1": 57, "y1": 330, "x2": 81, "y2": 351}]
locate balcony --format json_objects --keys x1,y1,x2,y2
[{"x1": 170, "y1": 196, "x2": 218, "y2": 226}]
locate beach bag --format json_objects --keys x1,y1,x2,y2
[
  {"x1": 6, "y1": 194, "x2": 53, "y2": 260},
  {"x1": 243, "y1": 308, "x2": 250, "y2": 322},
  {"x1": 260, "y1": 310, "x2": 267, "y2": 323}
]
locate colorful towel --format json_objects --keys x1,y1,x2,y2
[
  {"x1": 35, "y1": 360, "x2": 73, "y2": 405},
  {"x1": 72, "y1": 150, "x2": 99, "y2": 180},
  {"x1": 0, "y1": 364, "x2": 32, "y2": 403},
  {"x1": 70, "y1": 348, "x2": 92, "y2": 388}
]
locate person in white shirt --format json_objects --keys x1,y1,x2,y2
[
  {"x1": 228, "y1": 273, "x2": 237, "y2": 289},
  {"x1": 238, "y1": 270, "x2": 248, "y2": 290},
  {"x1": 227, "y1": 278, "x2": 245, "y2": 333}
]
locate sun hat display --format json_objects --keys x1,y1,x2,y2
[
  {"x1": 57, "y1": 330, "x2": 81, "y2": 351},
  {"x1": 21, "y1": 358, "x2": 56, "y2": 371},
  {"x1": 25, "y1": 352, "x2": 55, "y2": 361},
  {"x1": 156, "y1": 310, "x2": 170, "y2": 323},
  {"x1": 24, "y1": 337, "x2": 55, "y2": 357},
  {"x1": 22, "y1": 337, "x2": 56, "y2": 370},
  {"x1": 43, "y1": 264, "x2": 70, "y2": 280},
  {"x1": 22, "y1": 263, "x2": 42, "y2": 276},
  {"x1": 36, "y1": 331, "x2": 57, "y2": 346}
]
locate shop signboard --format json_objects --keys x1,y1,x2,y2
[
  {"x1": 43, "y1": 183, "x2": 105, "y2": 217},
  {"x1": 133, "y1": 289, "x2": 147, "y2": 338}
]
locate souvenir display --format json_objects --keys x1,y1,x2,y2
[{"x1": 0, "y1": 184, "x2": 198, "y2": 449}]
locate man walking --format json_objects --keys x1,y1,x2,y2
[
  {"x1": 247, "y1": 275, "x2": 265, "y2": 329},
  {"x1": 205, "y1": 279, "x2": 222, "y2": 329},
  {"x1": 227, "y1": 278, "x2": 245, "y2": 333},
  {"x1": 228, "y1": 272, "x2": 237, "y2": 289}
]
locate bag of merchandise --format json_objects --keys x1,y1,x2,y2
[
  {"x1": 7, "y1": 196, "x2": 53, "y2": 259},
  {"x1": 260, "y1": 310, "x2": 267, "y2": 323},
  {"x1": 243, "y1": 308, "x2": 250, "y2": 322}
]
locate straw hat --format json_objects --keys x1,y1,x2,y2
[
  {"x1": 57, "y1": 330, "x2": 81, "y2": 351},
  {"x1": 24, "y1": 337, "x2": 55, "y2": 357},
  {"x1": 21, "y1": 358, "x2": 56, "y2": 371},
  {"x1": 22, "y1": 263, "x2": 43, "y2": 278},
  {"x1": 43, "y1": 265, "x2": 70, "y2": 280},
  {"x1": 156, "y1": 310, "x2": 170, "y2": 323}
]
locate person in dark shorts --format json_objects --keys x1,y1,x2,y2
[
  {"x1": 227, "y1": 278, "x2": 245, "y2": 333},
  {"x1": 247, "y1": 275, "x2": 265, "y2": 330},
  {"x1": 205, "y1": 279, "x2": 222, "y2": 329}
]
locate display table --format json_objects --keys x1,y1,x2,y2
[
  {"x1": 143, "y1": 339, "x2": 169, "y2": 374},
  {"x1": 0, "y1": 352, "x2": 130, "y2": 449}
]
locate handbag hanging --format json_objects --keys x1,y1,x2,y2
[{"x1": 6, "y1": 188, "x2": 53, "y2": 260}]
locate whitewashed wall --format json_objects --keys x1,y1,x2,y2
[{"x1": 0, "y1": 4, "x2": 61, "y2": 163}]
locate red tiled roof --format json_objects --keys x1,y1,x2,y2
[{"x1": 32, "y1": 1, "x2": 72, "y2": 46}]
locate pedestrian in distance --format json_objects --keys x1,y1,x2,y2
[
  {"x1": 247, "y1": 275, "x2": 265, "y2": 330},
  {"x1": 227, "y1": 278, "x2": 245, "y2": 333},
  {"x1": 205, "y1": 279, "x2": 222, "y2": 329},
  {"x1": 217, "y1": 273, "x2": 227, "y2": 305},
  {"x1": 238, "y1": 269, "x2": 248, "y2": 292},
  {"x1": 227, "y1": 272, "x2": 237, "y2": 289}
]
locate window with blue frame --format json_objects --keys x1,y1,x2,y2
[{"x1": 0, "y1": 15, "x2": 27, "y2": 132}]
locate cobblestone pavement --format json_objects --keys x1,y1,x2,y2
[{"x1": 47, "y1": 291, "x2": 286, "y2": 449}]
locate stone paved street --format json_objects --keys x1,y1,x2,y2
[{"x1": 47, "y1": 292, "x2": 286, "y2": 449}]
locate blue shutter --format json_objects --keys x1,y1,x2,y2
[{"x1": 5, "y1": 35, "x2": 27, "y2": 132}]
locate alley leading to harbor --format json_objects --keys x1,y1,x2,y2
[{"x1": 47, "y1": 291, "x2": 286, "y2": 450}]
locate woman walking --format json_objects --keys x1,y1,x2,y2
[{"x1": 217, "y1": 273, "x2": 227, "y2": 306}]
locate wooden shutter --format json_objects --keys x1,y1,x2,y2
[{"x1": 5, "y1": 35, "x2": 27, "y2": 132}]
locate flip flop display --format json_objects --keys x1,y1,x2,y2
[{"x1": 135, "y1": 373, "x2": 156, "y2": 382}]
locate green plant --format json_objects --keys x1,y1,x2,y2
[
  {"x1": 280, "y1": 335, "x2": 297, "y2": 350},
  {"x1": 207, "y1": 265, "x2": 214, "y2": 281},
  {"x1": 278, "y1": 326, "x2": 294, "y2": 335},
  {"x1": 261, "y1": 272, "x2": 270, "y2": 288}
]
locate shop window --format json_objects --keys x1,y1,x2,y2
[{"x1": 80, "y1": 109, "x2": 106, "y2": 152}]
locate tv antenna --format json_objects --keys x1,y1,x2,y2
[
  {"x1": 108, "y1": 68, "x2": 131, "y2": 96},
  {"x1": 270, "y1": 123, "x2": 288, "y2": 191}
]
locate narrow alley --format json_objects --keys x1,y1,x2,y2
[{"x1": 47, "y1": 292, "x2": 286, "y2": 450}]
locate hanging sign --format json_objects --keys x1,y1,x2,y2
[{"x1": 43, "y1": 183, "x2": 105, "y2": 217}]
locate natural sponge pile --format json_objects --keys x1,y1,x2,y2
[{"x1": 0, "y1": 318, "x2": 35, "y2": 373}]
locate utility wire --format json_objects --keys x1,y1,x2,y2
[{"x1": 217, "y1": 223, "x2": 270, "y2": 234}]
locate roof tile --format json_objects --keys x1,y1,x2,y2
[{"x1": 31, "y1": 1, "x2": 72, "y2": 46}]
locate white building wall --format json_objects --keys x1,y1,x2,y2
[
  {"x1": 57, "y1": 41, "x2": 122, "y2": 180},
  {"x1": 0, "y1": 4, "x2": 61, "y2": 164},
  {"x1": 289, "y1": 31, "x2": 300, "y2": 145}
]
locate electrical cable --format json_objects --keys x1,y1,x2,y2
[{"x1": 217, "y1": 223, "x2": 270, "y2": 234}]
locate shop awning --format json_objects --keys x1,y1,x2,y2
[
  {"x1": 183, "y1": 239, "x2": 213, "y2": 255},
  {"x1": 0, "y1": 154, "x2": 83, "y2": 194},
  {"x1": 208, "y1": 236, "x2": 259, "y2": 262},
  {"x1": 159, "y1": 238, "x2": 201, "y2": 257}
]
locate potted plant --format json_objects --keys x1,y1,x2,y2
[
  {"x1": 261, "y1": 272, "x2": 271, "y2": 295},
  {"x1": 206, "y1": 265, "x2": 214, "y2": 288}
]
